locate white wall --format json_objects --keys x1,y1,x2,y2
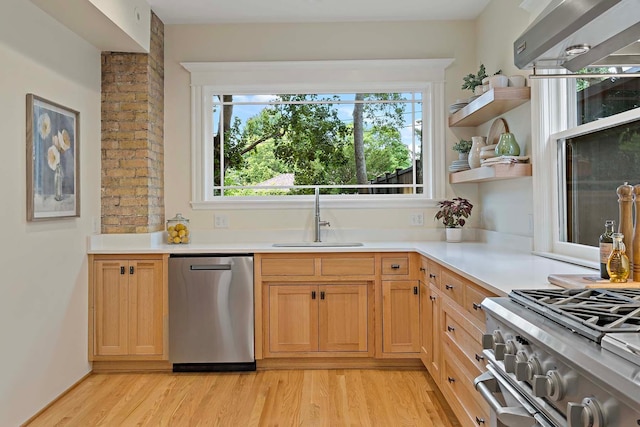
[
  {"x1": 473, "y1": 0, "x2": 535, "y2": 237},
  {"x1": 163, "y1": 21, "x2": 481, "y2": 238},
  {"x1": 0, "y1": 1, "x2": 101, "y2": 424}
]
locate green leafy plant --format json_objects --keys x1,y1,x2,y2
[
  {"x1": 434, "y1": 197, "x2": 473, "y2": 228},
  {"x1": 461, "y1": 64, "x2": 502, "y2": 92},
  {"x1": 452, "y1": 139, "x2": 472, "y2": 154}
]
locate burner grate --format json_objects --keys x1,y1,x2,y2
[{"x1": 510, "y1": 288, "x2": 640, "y2": 342}]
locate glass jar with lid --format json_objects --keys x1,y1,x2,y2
[{"x1": 166, "y1": 213, "x2": 190, "y2": 244}]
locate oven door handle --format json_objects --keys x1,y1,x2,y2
[{"x1": 475, "y1": 371, "x2": 536, "y2": 427}]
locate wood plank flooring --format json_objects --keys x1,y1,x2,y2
[{"x1": 26, "y1": 369, "x2": 462, "y2": 426}]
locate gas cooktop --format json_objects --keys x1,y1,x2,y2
[{"x1": 510, "y1": 288, "x2": 640, "y2": 343}]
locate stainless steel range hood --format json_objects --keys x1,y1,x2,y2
[{"x1": 514, "y1": 0, "x2": 640, "y2": 72}]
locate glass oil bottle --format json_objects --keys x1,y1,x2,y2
[
  {"x1": 607, "y1": 233, "x2": 630, "y2": 283},
  {"x1": 599, "y1": 220, "x2": 615, "y2": 279}
]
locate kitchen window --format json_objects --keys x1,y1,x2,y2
[
  {"x1": 182, "y1": 59, "x2": 452, "y2": 209},
  {"x1": 533, "y1": 68, "x2": 640, "y2": 264}
]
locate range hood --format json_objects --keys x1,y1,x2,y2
[{"x1": 514, "y1": 0, "x2": 640, "y2": 72}]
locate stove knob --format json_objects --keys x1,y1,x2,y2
[
  {"x1": 481, "y1": 334, "x2": 493, "y2": 350},
  {"x1": 494, "y1": 343, "x2": 506, "y2": 360},
  {"x1": 532, "y1": 370, "x2": 564, "y2": 401},
  {"x1": 515, "y1": 355, "x2": 540, "y2": 382},
  {"x1": 504, "y1": 354, "x2": 516, "y2": 373},
  {"x1": 568, "y1": 398, "x2": 604, "y2": 427},
  {"x1": 505, "y1": 339, "x2": 517, "y2": 355}
]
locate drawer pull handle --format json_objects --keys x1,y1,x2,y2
[
  {"x1": 429, "y1": 273, "x2": 436, "y2": 279},
  {"x1": 414, "y1": 286, "x2": 418, "y2": 295},
  {"x1": 473, "y1": 302, "x2": 482, "y2": 311},
  {"x1": 475, "y1": 353, "x2": 485, "y2": 361},
  {"x1": 447, "y1": 376, "x2": 455, "y2": 383},
  {"x1": 312, "y1": 291, "x2": 316, "y2": 299},
  {"x1": 391, "y1": 264, "x2": 400, "y2": 269},
  {"x1": 129, "y1": 266, "x2": 134, "y2": 275},
  {"x1": 475, "y1": 416, "x2": 485, "y2": 425},
  {"x1": 445, "y1": 284, "x2": 454, "y2": 290},
  {"x1": 419, "y1": 267, "x2": 426, "y2": 272},
  {"x1": 447, "y1": 325, "x2": 455, "y2": 332},
  {"x1": 320, "y1": 291, "x2": 325, "y2": 300},
  {"x1": 120, "y1": 266, "x2": 125, "y2": 275},
  {"x1": 429, "y1": 295, "x2": 436, "y2": 301}
]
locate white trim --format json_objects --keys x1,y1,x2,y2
[
  {"x1": 191, "y1": 196, "x2": 441, "y2": 211},
  {"x1": 184, "y1": 59, "x2": 453, "y2": 207}
]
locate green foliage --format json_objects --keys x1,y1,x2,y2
[
  {"x1": 452, "y1": 139, "x2": 472, "y2": 153},
  {"x1": 461, "y1": 64, "x2": 502, "y2": 92},
  {"x1": 219, "y1": 93, "x2": 411, "y2": 193}
]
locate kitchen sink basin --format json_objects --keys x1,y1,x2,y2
[{"x1": 272, "y1": 242, "x2": 364, "y2": 247}]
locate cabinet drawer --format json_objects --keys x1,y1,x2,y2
[
  {"x1": 442, "y1": 305, "x2": 485, "y2": 375},
  {"x1": 465, "y1": 284, "x2": 492, "y2": 325},
  {"x1": 321, "y1": 257, "x2": 375, "y2": 276},
  {"x1": 442, "y1": 348, "x2": 490, "y2": 427},
  {"x1": 427, "y1": 260, "x2": 441, "y2": 287},
  {"x1": 261, "y1": 258, "x2": 315, "y2": 276},
  {"x1": 381, "y1": 256, "x2": 409, "y2": 275},
  {"x1": 440, "y1": 270, "x2": 464, "y2": 305}
]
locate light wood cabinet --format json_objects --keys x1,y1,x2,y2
[
  {"x1": 382, "y1": 280, "x2": 420, "y2": 354},
  {"x1": 268, "y1": 283, "x2": 369, "y2": 355},
  {"x1": 420, "y1": 280, "x2": 442, "y2": 385},
  {"x1": 90, "y1": 254, "x2": 168, "y2": 361}
]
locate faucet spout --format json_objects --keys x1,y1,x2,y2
[{"x1": 314, "y1": 187, "x2": 330, "y2": 242}]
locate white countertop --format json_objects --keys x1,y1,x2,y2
[{"x1": 88, "y1": 232, "x2": 597, "y2": 297}]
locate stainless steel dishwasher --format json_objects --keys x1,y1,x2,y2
[{"x1": 169, "y1": 254, "x2": 255, "y2": 372}]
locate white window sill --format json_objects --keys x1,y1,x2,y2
[{"x1": 191, "y1": 196, "x2": 439, "y2": 210}]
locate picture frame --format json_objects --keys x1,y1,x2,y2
[{"x1": 26, "y1": 94, "x2": 80, "y2": 221}]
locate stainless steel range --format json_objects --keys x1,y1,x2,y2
[{"x1": 475, "y1": 288, "x2": 640, "y2": 427}]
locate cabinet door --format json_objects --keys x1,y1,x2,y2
[
  {"x1": 128, "y1": 260, "x2": 164, "y2": 356},
  {"x1": 382, "y1": 280, "x2": 420, "y2": 353},
  {"x1": 419, "y1": 281, "x2": 431, "y2": 366},
  {"x1": 94, "y1": 260, "x2": 129, "y2": 356},
  {"x1": 319, "y1": 284, "x2": 368, "y2": 352},
  {"x1": 269, "y1": 285, "x2": 318, "y2": 353},
  {"x1": 429, "y1": 284, "x2": 442, "y2": 385}
]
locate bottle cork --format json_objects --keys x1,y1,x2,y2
[
  {"x1": 634, "y1": 185, "x2": 640, "y2": 279},
  {"x1": 617, "y1": 182, "x2": 634, "y2": 279}
]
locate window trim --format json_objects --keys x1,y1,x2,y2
[
  {"x1": 182, "y1": 59, "x2": 453, "y2": 210},
  {"x1": 532, "y1": 71, "x2": 640, "y2": 267}
]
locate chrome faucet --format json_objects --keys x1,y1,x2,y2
[{"x1": 314, "y1": 187, "x2": 330, "y2": 242}]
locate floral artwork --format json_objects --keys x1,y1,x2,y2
[{"x1": 27, "y1": 94, "x2": 80, "y2": 220}]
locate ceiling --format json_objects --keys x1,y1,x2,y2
[{"x1": 147, "y1": 0, "x2": 492, "y2": 25}]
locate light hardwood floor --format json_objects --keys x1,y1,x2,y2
[{"x1": 26, "y1": 369, "x2": 462, "y2": 426}]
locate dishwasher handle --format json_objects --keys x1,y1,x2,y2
[{"x1": 190, "y1": 264, "x2": 232, "y2": 271}]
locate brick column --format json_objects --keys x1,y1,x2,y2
[{"x1": 101, "y1": 13, "x2": 164, "y2": 233}]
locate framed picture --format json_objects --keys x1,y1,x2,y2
[{"x1": 26, "y1": 94, "x2": 80, "y2": 221}]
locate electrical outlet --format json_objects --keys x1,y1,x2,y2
[
  {"x1": 410, "y1": 213, "x2": 424, "y2": 226},
  {"x1": 214, "y1": 214, "x2": 228, "y2": 229}
]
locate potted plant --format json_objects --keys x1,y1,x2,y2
[
  {"x1": 461, "y1": 64, "x2": 502, "y2": 95},
  {"x1": 452, "y1": 139, "x2": 472, "y2": 161},
  {"x1": 434, "y1": 197, "x2": 473, "y2": 242}
]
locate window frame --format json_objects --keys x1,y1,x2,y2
[
  {"x1": 532, "y1": 72, "x2": 640, "y2": 266},
  {"x1": 182, "y1": 59, "x2": 453, "y2": 210}
]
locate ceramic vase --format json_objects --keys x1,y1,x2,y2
[
  {"x1": 468, "y1": 136, "x2": 486, "y2": 168},
  {"x1": 495, "y1": 132, "x2": 521, "y2": 156},
  {"x1": 445, "y1": 228, "x2": 463, "y2": 243}
]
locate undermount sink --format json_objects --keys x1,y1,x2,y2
[{"x1": 272, "y1": 242, "x2": 364, "y2": 247}]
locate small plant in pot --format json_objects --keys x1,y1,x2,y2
[
  {"x1": 452, "y1": 139, "x2": 472, "y2": 161},
  {"x1": 434, "y1": 197, "x2": 473, "y2": 243},
  {"x1": 461, "y1": 64, "x2": 502, "y2": 95}
]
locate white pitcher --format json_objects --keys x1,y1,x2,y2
[{"x1": 468, "y1": 136, "x2": 487, "y2": 169}]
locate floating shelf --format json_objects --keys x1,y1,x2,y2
[
  {"x1": 448, "y1": 87, "x2": 531, "y2": 127},
  {"x1": 449, "y1": 163, "x2": 532, "y2": 184}
]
